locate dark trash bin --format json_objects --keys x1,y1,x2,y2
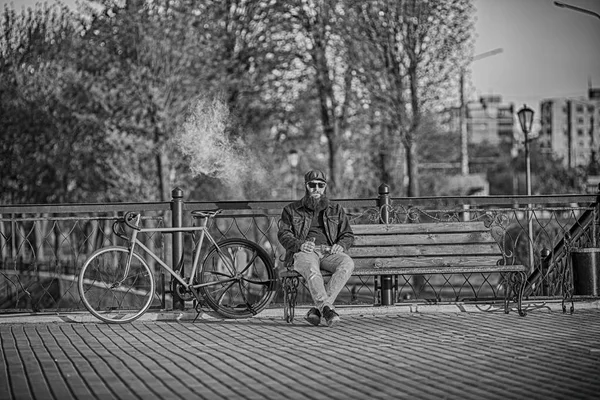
[{"x1": 571, "y1": 248, "x2": 600, "y2": 296}]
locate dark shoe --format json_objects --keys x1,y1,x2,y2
[
  {"x1": 304, "y1": 307, "x2": 321, "y2": 326},
  {"x1": 322, "y1": 306, "x2": 340, "y2": 327}
]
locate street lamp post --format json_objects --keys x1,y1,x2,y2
[
  {"x1": 554, "y1": 1, "x2": 600, "y2": 20},
  {"x1": 517, "y1": 105, "x2": 535, "y2": 271},
  {"x1": 287, "y1": 149, "x2": 299, "y2": 199}
]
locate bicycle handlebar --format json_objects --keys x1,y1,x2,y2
[
  {"x1": 111, "y1": 212, "x2": 141, "y2": 241},
  {"x1": 123, "y1": 211, "x2": 142, "y2": 231}
]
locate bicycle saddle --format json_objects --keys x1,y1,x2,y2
[{"x1": 191, "y1": 209, "x2": 223, "y2": 218}]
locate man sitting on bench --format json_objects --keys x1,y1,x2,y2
[{"x1": 278, "y1": 170, "x2": 355, "y2": 327}]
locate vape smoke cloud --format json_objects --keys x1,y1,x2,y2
[{"x1": 176, "y1": 96, "x2": 266, "y2": 191}]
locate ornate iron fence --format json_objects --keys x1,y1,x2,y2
[
  {"x1": 1, "y1": 186, "x2": 598, "y2": 313},
  {"x1": 0, "y1": 204, "x2": 168, "y2": 312}
]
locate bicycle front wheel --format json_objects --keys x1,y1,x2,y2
[
  {"x1": 78, "y1": 246, "x2": 156, "y2": 323},
  {"x1": 197, "y1": 238, "x2": 276, "y2": 318}
]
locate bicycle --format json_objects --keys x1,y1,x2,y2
[{"x1": 78, "y1": 210, "x2": 276, "y2": 323}]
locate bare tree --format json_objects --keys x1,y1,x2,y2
[
  {"x1": 347, "y1": 0, "x2": 474, "y2": 196},
  {"x1": 287, "y1": 0, "x2": 354, "y2": 194}
]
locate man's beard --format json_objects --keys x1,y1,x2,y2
[{"x1": 302, "y1": 194, "x2": 329, "y2": 211}]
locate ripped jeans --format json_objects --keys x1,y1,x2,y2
[{"x1": 292, "y1": 250, "x2": 355, "y2": 312}]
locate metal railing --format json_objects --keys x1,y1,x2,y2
[{"x1": 1, "y1": 185, "x2": 598, "y2": 313}]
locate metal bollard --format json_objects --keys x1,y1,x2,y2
[
  {"x1": 540, "y1": 247, "x2": 551, "y2": 296},
  {"x1": 378, "y1": 183, "x2": 390, "y2": 225},
  {"x1": 377, "y1": 183, "x2": 394, "y2": 306},
  {"x1": 171, "y1": 187, "x2": 184, "y2": 310}
]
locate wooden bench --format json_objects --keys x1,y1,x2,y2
[{"x1": 280, "y1": 221, "x2": 528, "y2": 322}]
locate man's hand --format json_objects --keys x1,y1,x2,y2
[
  {"x1": 300, "y1": 240, "x2": 315, "y2": 253},
  {"x1": 330, "y1": 243, "x2": 344, "y2": 254}
]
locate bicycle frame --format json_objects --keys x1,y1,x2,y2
[{"x1": 124, "y1": 219, "x2": 238, "y2": 292}]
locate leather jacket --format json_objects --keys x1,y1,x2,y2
[{"x1": 277, "y1": 199, "x2": 354, "y2": 267}]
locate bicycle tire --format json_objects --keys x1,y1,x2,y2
[
  {"x1": 197, "y1": 238, "x2": 276, "y2": 318},
  {"x1": 78, "y1": 246, "x2": 156, "y2": 323}
]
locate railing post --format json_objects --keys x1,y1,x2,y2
[
  {"x1": 377, "y1": 183, "x2": 393, "y2": 306},
  {"x1": 171, "y1": 187, "x2": 184, "y2": 310},
  {"x1": 378, "y1": 183, "x2": 390, "y2": 225},
  {"x1": 540, "y1": 247, "x2": 551, "y2": 296},
  {"x1": 594, "y1": 183, "x2": 600, "y2": 247}
]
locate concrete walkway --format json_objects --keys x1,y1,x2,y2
[{"x1": 1, "y1": 301, "x2": 600, "y2": 400}]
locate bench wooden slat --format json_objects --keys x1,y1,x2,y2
[
  {"x1": 351, "y1": 222, "x2": 489, "y2": 235},
  {"x1": 351, "y1": 265, "x2": 528, "y2": 275},
  {"x1": 353, "y1": 255, "x2": 503, "y2": 269},
  {"x1": 280, "y1": 264, "x2": 527, "y2": 277},
  {"x1": 349, "y1": 243, "x2": 501, "y2": 258},
  {"x1": 354, "y1": 232, "x2": 494, "y2": 246}
]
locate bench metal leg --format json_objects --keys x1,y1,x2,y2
[
  {"x1": 504, "y1": 271, "x2": 527, "y2": 316},
  {"x1": 503, "y1": 273, "x2": 509, "y2": 314},
  {"x1": 515, "y1": 271, "x2": 527, "y2": 316},
  {"x1": 560, "y1": 257, "x2": 575, "y2": 314},
  {"x1": 283, "y1": 275, "x2": 300, "y2": 323}
]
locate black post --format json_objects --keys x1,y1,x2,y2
[
  {"x1": 378, "y1": 183, "x2": 390, "y2": 225},
  {"x1": 540, "y1": 247, "x2": 551, "y2": 296},
  {"x1": 171, "y1": 187, "x2": 184, "y2": 310},
  {"x1": 377, "y1": 183, "x2": 393, "y2": 305},
  {"x1": 594, "y1": 183, "x2": 600, "y2": 247}
]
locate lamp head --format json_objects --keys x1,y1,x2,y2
[
  {"x1": 287, "y1": 149, "x2": 299, "y2": 168},
  {"x1": 517, "y1": 104, "x2": 535, "y2": 134}
]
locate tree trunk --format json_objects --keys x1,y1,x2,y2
[
  {"x1": 327, "y1": 130, "x2": 342, "y2": 194},
  {"x1": 404, "y1": 140, "x2": 419, "y2": 197},
  {"x1": 407, "y1": 53, "x2": 421, "y2": 197},
  {"x1": 156, "y1": 149, "x2": 170, "y2": 202},
  {"x1": 314, "y1": 41, "x2": 340, "y2": 193},
  {"x1": 378, "y1": 124, "x2": 399, "y2": 188}
]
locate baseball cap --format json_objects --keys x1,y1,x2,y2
[{"x1": 304, "y1": 170, "x2": 327, "y2": 183}]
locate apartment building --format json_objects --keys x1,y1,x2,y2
[
  {"x1": 467, "y1": 95, "x2": 515, "y2": 146},
  {"x1": 539, "y1": 88, "x2": 600, "y2": 169},
  {"x1": 439, "y1": 95, "x2": 516, "y2": 146}
]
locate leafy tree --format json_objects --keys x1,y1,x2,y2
[
  {"x1": 0, "y1": 3, "x2": 102, "y2": 203},
  {"x1": 487, "y1": 141, "x2": 585, "y2": 195},
  {"x1": 1, "y1": 0, "x2": 478, "y2": 204}
]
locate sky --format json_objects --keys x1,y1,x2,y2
[
  {"x1": 471, "y1": 0, "x2": 600, "y2": 116},
  {"x1": 2, "y1": 0, "x2": 600, "y2": 118}
]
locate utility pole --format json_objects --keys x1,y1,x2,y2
[
  {"x1": 460, "y1": 48, "x2": 503, "y2": 176},
  {"x1": 460, "y1": 71, "x2": 468, "y2": 175}
]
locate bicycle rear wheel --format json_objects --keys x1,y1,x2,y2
[
  {"x1": 197, "y1": 238, "x2": 276, "y2": 318},
  {"x1": 78, "y1": 246, "x2": 155, "y2": 323}
]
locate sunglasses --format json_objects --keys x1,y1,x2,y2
[{"x1": 307, "y1": 182, "x2": 326, "y2": 189}]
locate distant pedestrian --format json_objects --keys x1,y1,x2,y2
[{"x1": 278, "y1": 170, "x2": 355, "y2": 327}]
